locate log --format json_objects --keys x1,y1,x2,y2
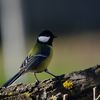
[{"x1": 0, "y1": 65, "x2": 100, "y2": 100}]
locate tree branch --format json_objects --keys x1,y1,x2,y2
[{"x1": 0, "y1": 65, "x2": 100, "y2": 100}]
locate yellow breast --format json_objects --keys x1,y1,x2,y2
[
  {"x1": 36, "y1": 49, "x2": 53, "y2": 72},
  {"x1": 36, "y1": 46, "x2": 53, "y2": 73},
  {"x1": 28, "y1": 43, "x2": 53, "y2": 73}
]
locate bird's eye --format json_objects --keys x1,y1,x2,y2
[{"x1": 38, "y1": 36, "x2": 50, "y2": 42}]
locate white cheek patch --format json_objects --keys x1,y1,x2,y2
[{"x1": 38, "y1": 36, "x2": 50, "y2": 42}]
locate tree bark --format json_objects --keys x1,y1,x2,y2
[{"x1": 0, "y1": 65, "x2": 100, "y2": 100}]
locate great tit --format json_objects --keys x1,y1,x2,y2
[{"x1": 2, "y1": 30, "x2": 57, "y2": 88}]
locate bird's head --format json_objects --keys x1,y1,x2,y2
[{"x1": 37, "y1": 30, "x2": 57, "y2": 46}]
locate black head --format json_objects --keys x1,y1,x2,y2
[{"x1": 37, "y1": 30, "x2": 56, "y2": 46}]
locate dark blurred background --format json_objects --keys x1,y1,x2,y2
[
  {"x1": 0, "y1": 0, "x2": 100, "y2": 86},
  {"x1": 22, "y1": 0, "x2": 100, "y2": 34}
]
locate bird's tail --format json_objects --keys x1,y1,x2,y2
[{"x1": 2, "y1": 70, "x2": 24, "y2": 88}]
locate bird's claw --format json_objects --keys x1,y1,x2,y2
[{"x1": 35, "y1": 80, "x2": 40, "y2": 86}]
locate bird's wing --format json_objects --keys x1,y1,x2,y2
[{"x1": 20, "y1": 54, "x2": 47, "y2": 70}]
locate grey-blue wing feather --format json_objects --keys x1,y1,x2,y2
[
  {"x1": 20, "y1": 45, "x2": 50, "y2": 70},
  {"x1": 20, "y1": 54, "x2": 47, "y2": 71},
  {"x1": 27, "y1": 54, "x2": 47, "y2": 70}
]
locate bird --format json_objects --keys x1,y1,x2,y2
[{"x1": 2, "y1": 30, "x2": 57, "y2": 88}]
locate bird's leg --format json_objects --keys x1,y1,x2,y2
[
  {"x1": 33, "y1": 73, "x2": 40, "y2": 85},
  {"x1": 44, "y1": 69, "x2": 57, "y2": 78},
  {"x1": 44, "y1": 69, "x2": 61, "y2": 84}
]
